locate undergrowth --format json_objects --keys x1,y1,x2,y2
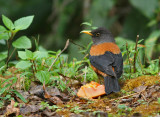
[{"x1": 0, "y1": 15, "x2": 159, "y2": 116}]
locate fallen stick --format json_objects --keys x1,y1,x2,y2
[{"x1": 48, "y1": 39, "x2": 70, "y2": 72}]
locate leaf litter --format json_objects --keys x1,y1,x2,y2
[{"x1": 0, "y1": 74, "x2": 160, "y2": 117}]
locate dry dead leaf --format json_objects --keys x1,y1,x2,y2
[
  {"x1": 20, "y1": 105, "x2": 41, "y2": 115},
  {"x1": 133, "y1": 86, "x2": 147, "y2": 93},
  {"x1": 5, "y1": 100, "x2": 20, "y2": 116}
]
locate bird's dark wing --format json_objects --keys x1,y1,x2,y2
[
  {"x1": 89, "y1": 51, "x2": 123, "y2": 78},
  {"x1": 112, "y1": 53, "x2": 123, "y2": 78}
]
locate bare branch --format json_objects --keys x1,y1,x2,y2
[{"x1": 48, "y1": 39, "x2": 70, "y2": 72}]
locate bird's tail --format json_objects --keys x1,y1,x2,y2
[{"x1": 104, "y1": 76, "x2": 120, "y2": 95}]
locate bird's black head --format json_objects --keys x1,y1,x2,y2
[{"x1": 82, "y1": 27, "x2": 115, "y2": 45}]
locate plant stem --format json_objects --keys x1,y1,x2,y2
[
  {"x1": 48, "y1": 39, "x2": 69, "y2": 72},
  {"x1": 31, "y1": 60, "x2": 36, "y2": 79},
  {"x1": 33, "y1": 60, "x2": 37, "y2": 72},
  {"x1": 6, "y1": 32, "x2": 15, "y2": 68},
  {"x1": 6, "y1": 48, "x2": 16, "y2": 64},
  {"x1": 133, "y1": 35, "x2": 139, "y2": 73},
  {"x1": 126, "y1": 42, "x2": 132, "y2": 78}
]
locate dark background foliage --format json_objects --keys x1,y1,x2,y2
[{"x1": 0, "y1": 0, "x2": 159, "y2": 60}]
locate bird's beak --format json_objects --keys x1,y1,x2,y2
[{"x1": 81, "y1": 31, "x2": 93, "y2": 36}]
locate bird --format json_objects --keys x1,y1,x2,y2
[{"x1": 82, "y1": 27, "x2": 123, "y2": 95}]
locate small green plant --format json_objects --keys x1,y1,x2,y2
[
  {"x1": 40, "y1": 101, "x2": 59, "y2": 110},
  {"x1": 116, "y1": 31, "x2": 160, "y2": 79},
  {"x1": 117, "y1": 104, "x2": 132, "y2": 116},
  {"x1": 0, "y1": 76, "x2": 27, "y2": 105},
  {"x1": 70, "y1": 106, "x2": 91, "y2": 114},
  {"x1": 0, "y1": 15, "x2": 34, "y2": 69},
  {"x1": 137, "y1": 99, "x2": 147, "y2": 105}
]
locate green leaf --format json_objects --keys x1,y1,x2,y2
[
  {"x1": 145, "y1": 30, "x2": 160, "y2": 61},
  {"x1": 0, "y1": 52, "x2": 7, "y2": 61},
  {"x1": 16, "y1": 61, "x2": 32, "y2": 69},
  {"x1": 14, "y1": 15, "x2": 34, "y2": 30},
  {"x1": 118, "y1": 104, "x2": 127, "y2": 110},
  {"x1": 36, "y1": 71, "x2": 50, "y2": 84},
  {"x1": 0, "y1": 25, "x2": 7, "y2": 32},
  {"x1": 138, "y1": 39, "x2": 144, "y2": 44},
  {"x1": 0, "y1": 77, "x2": 17, "y2": 87},
  {"x1": 92, "y1": 27, "x2": 98, "y2": 29},
  {"x1": 18, "y1": 51, "x2": 27, "y2": 60},
  {"x1": 2, "y1": 15, "x2": 14, "y2": 30},
  {"x1": 12, "y1": 90, "x2": 27, "y2": 103},
  {"x1": 0, "y1": 39, "x2": 6, "y2": 45},
  {"x1": 26, "y1": 50, "x2": 33, "y2": 59},
  {"x1": 0, "y1": 32, "x2": 10, "y2": 40},
  {"x1": 12, "y1": 36, "x2": 31, "y2": 49},
  {"x1": 33, "y1": 51, "x2": 48, "y2": 59},
  {"x1": 81, "y1": 22, "x2": 92, "y2": 26},
  {"x1": 129, "y1": 0, "x2": 158, "y2": 18},
  {"x1": 0, "y1": 25, "x2": 10, "y2": 40},
  {"x1": 0, "y1": 84, "x2": 11, "y2": 95}
]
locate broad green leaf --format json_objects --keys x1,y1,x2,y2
[
  {"x1": 129, "y1": 0, "x2": 158, "y2": 18},
  {"x1": 16, "y1": 61, "x2": 32, "y2": 69},
  {"x1": 12, "y1": 90, "x2": 27, "y2": 103},
  {"x1": 2, "y1": 15, "x2": 14, "y2": 30},
  {"x1": 0, "y1": 32, "x2": 10, "y2": 40},
  {"x1": 12, "y1": 36, "x2": 31, "y2": 49},
  {"x1": 36, "y1": 71, "x2": 50, "y2": 84},
  {"x1": 18, "y1": 51, "x2": 27, "y2": 60},
  {"x1": 33, "y1": 51, "x2": 48, "y2": 59},
  {"x1": 14, "y1": 15, "x2": 34, "y2": 30},
  {"x1": 0, "y1": 53, "x2": 7, "y2": 61},
  {"x1": 0, "y1": 40, "x2": 6, "y2": 45},
  {"x1": 0, "y1": 25, "x2": 7, "y2": 32},
  {"x1": 145, "y1": 30, "x2": 160, "y2": 61},
  {"x1": 26, "y1": 50, "x2": 33, "y2": 59},
  {"x1": 138, "y1": 39, "x2": 144, "y2": 44},
  {"x1": 0, "y1": 25, "x2": 10, "y2": 40}
]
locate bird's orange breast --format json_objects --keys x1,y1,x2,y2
[{"x1": 90, "y1": 42, "x2": 121, "y2": 56}]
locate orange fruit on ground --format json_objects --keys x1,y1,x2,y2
[{"x1": 77, "y1": 81, "x2": 106, "y2": 99}]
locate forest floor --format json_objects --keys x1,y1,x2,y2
[{"x1": 0, "y1": 67, "x2": 160, "y2": 117}]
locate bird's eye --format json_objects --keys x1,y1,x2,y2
[{"x1": 96, "y1": 33, "x2": 100, "y2": 37}]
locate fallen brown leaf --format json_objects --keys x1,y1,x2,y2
[
  {"x1": 133, "y1": 86, "x2": 147, "y2": 93},
  {"x1": 5, "y1": 100, "x2": 20, "y2": 116}
]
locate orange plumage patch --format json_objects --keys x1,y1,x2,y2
[
  {"x1": 90, "y1": 42, "x2": 121, "y2": 56},
  {"x1": 91, "y1": 65, "x2": 115, "y2": 77},
  {"x1": 91, "y1": 65, "x2": 107, "y2": 77}
]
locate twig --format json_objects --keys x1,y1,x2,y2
[
  {"x1": 58, "y1": 72, "x2": 70, "y2": 80},
  {"x1": 133, "y1": 35, "x2": 139, "y2": 73},
  {"x1": 79, "y1": 54, "x2": 89, "y2": 65},
  {"x1": 106, "y1": 92, "x2": 140, "y2": 103},
  {"x1": 31, "y1": 60, "x2": 36, "y2": 79},
  {"x1": 6, "y1": 32, "x2": 16, "y2": 68},
  {"x1": 6, "y1": 48, "x2": 16, "y2": 64},
  {"x1": 126, "y1": 42, "x2": 132, "y2": 78},
  {"x1": 138, "y1": 53, "x2": 144, "y2": 74},
  {"x1": 70, "y1": 39, "x2": 86, "y2": 49},
  {"x1": 48, "y1": 39, "x2": 69, "y2": 72}
]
